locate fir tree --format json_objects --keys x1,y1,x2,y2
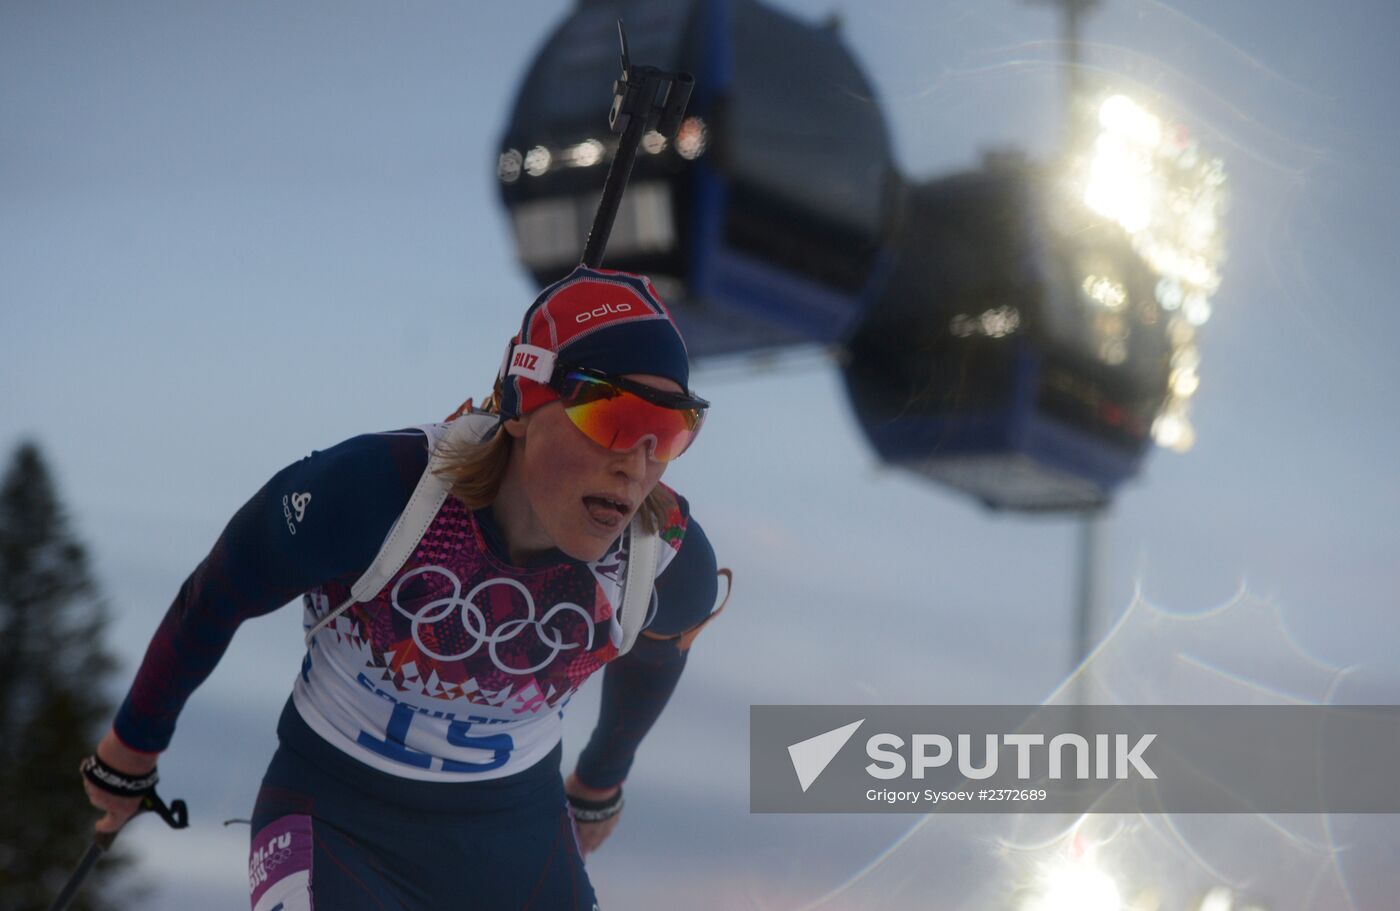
[{"x1": 0, "y1": 441, "x2": 133, "y2": 911}]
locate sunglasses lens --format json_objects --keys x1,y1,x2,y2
[{"x1": 560, "y1": 375, "x2": 704, "y2": 462}]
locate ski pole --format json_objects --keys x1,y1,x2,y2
[
  {"x1": 580, "y1": 19, "x2": 693, "y2": 269},
  {"x1": 48, "y1": 831, "x2": 115, "y2": 911}
]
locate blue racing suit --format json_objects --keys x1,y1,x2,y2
[{"x1": 113, "y1": 426, "x2": 719, "y2": 910}]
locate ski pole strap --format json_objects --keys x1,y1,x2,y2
[
  {"x1": 80, "y1": 754, "x2": 190, "y2": 830},
  {"x1": 568, "y1": 786, "x2": 625, "y2": 823},
  {"x1": 80, "y1": 754, "x2": 157, "y2": 796}
]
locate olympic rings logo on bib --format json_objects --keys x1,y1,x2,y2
[{"x1": 389, "y1": 566, "x2": 594, "y2": 675}]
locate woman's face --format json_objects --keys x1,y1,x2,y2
[{"x1": 502, "y1": 373, "x2": 679, "y2": 563}]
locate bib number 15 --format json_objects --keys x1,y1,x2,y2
[{"x1": 357, "y1": 702, "x2": 514, "y2": 773}]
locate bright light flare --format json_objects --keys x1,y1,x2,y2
[
  {"x1": 1156, "y1": 277, "x2": 1184, "y2": 310},
  {"x1": 1170, "y1": 367, "x2": 1200, "y2": 398},
  {"x1": 1080, "y1": 94, "x2": 1225, "y2": 298},
  {"x1": 561, "y1": 138, "x2": 605, "y2": 168},
  {"x1": 950, "y1": 305, "x2": 1022, "y2": 338},
  {"x1": 1151, "y1": 409, "x2": 1195, "y2": 453},
  {"x1": 1020, "y1": 857, "x2": 1123, "y2": 911},
  {"x1": 1183, "y1": 293, "x2": 1212, "y2": 326},
  {"x1": 1198, "y1": 887, "x2": 1234, "y2": 911},
  {"x1": 1085, "y1": 133, "x2": 1157, "y2": 234},
  {"x1": 641, "y1": 130, "x2": 667, "y2": 154},
  {"x1": 498, "y1": 148, "x2": 522, "y2": 183},
  {"x1": 1072, "y1": 92, "x2": 1227, "y2": 454},
  {"x1": 1100, "y1": 94, "x2": 1163, "y2": 146},
  {"x1": 675, "y1": 116, "x2": 708, "y2": 160},
  {"x1": 523, "y1": 145, "x2": 551, "y2": 177},
  {"x1": 1083, "y1": 275, "x2": 1128, "y2": 310}
]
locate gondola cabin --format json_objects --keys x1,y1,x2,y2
[
  {"x1": 498, "y1": 0, "x2": 897, "y2": 356},
  {"x1": 842, "y1": 157, "x2": 1173, "y2": 511}
]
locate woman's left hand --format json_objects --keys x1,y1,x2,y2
[{"x1": 564, "y1": 772, "x2": 622, "y2": 856}]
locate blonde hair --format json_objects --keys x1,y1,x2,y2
[{"x1": 430, "y1": 405, "x2": 669, "y2": 535}]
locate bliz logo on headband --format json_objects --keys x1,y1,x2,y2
[{"x1": 507, "y1": 344, "x2": 556, "y2": 383}]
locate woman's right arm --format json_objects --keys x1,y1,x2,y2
[{"x1": 87, "y1": 429, "x2": 430, "y2": 832}]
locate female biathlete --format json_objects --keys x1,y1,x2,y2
[{"x1": 79, "y1": 266, "x2": 723, "y2": 910}]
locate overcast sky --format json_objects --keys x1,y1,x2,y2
[{"x1": 4, "y1": 1, "x2": 1399, "y2": 908}]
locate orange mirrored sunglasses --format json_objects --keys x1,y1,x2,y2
[{"x1": 552, "y1": 367, "x2": 708, "y2": 462}]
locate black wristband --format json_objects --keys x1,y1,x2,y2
[
  {"x1": 567, "y1": 785, "x2": 624, "y2": 823},
  {"x1": 81, "y1": 754, "x2": 158, "y2": 797}
]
